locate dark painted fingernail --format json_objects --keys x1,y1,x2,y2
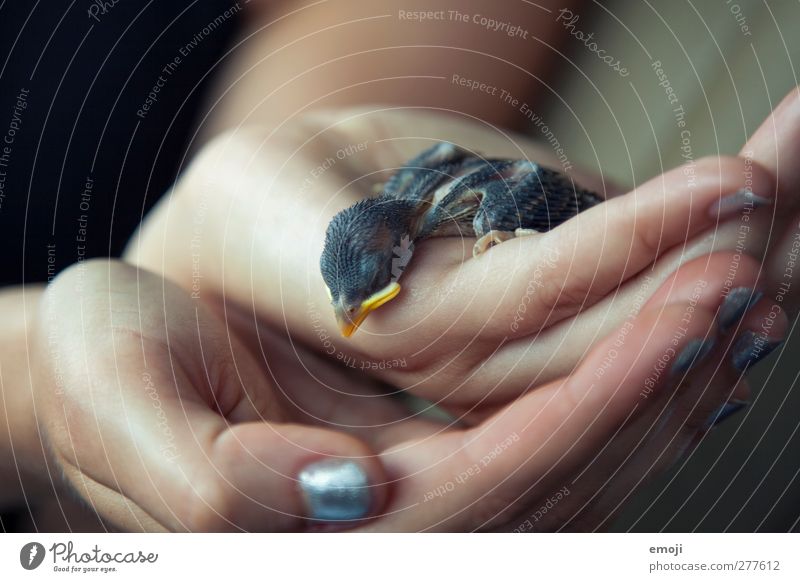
[
  {"x1": 670, "y1": 337, "x2": 716, "y2": 377},
  {"x1": 718, "y1": 287, "x2": 762, "y2": 333},
  {"x1": 703, "y1": 399, "x2": 749, "y2": 429},
  {"x1": 298, "y1": 459, "x2": 372, "y2": 521},
  {"x1": 708, "y1": 189, "x2": 772, "y2": 220},
  {"x1": 731, "y1": 331, "x2": 783, "y2": 372}
]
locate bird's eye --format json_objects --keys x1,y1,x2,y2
[{"x1": 348, "y1": 307, "x2": 356, "y2": 314}]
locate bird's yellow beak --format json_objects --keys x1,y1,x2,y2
[{"x1": 334, "y1": 282, "x2": 401, "y2": 337}]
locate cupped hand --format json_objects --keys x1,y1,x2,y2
[
  {"x1": 32, "y1": 257, "x2": 777, "y2": 531},
  {"x1": 125, "y1": 105, "x2": 783, "y2": 410}
]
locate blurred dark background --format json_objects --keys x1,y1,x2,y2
[
  {"x1": 0, "y1": 0, "x2": 798, "y2": 532},
  {"x1": 0, "y1": 1, "x2": 239, "y2": 288}
]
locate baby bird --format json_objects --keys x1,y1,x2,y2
[{"x1": 320, "y1": 142, "x2": 602, "y2": 337}]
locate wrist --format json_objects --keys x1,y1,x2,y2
[{"x1": 0, "y1": 286, "x2": 50, "y2": 506}]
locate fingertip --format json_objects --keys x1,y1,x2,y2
[
  {"x1": 643, "y1": 252, "x2": 763, "y2": 325},
  {"x1": 205, "y1": 423, "x2": 388, "y2": 531},
  {"x1": 297, "y1": 458, "x2": 376, "y2": 526},
  {"x1": 726, "y1": 296, "x2": 788, "y2": 374},
  {"x1": 742, "y1": 87, "x2": 800, "y2": 189},
  {"x1": 575, "y1": 301, "x2": 718, "y2": 406}
]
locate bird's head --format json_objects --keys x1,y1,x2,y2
[{"x1": 320, "y1": 195, "x2": 418, "y2": 337}]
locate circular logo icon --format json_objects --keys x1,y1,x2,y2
[{"x1": 20, "y1": 542, "x2": 46, "y2": 570}]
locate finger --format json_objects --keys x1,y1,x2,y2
[
  {"x1": 495, "y1": 253, "x2": 760, "y2": 530},
  {"x1": 438, "y1": 251, "x2": 763, "y2": 405},
  {"x1": 548, "y1": 368, "x2": 749, "y2": 532},
  {"x1": 740, "y1": 87, "x2": 800, "y2": 302},
  {"x1": 322, "y1": 154, "x2": 771, "y2": 369},
  {"x1": 561, "y1": 279, "x2": 790, "y2": 531},
  {"x1": 642, "y1": 251, "x2": 787, "y2": 377},
  {"x1": 38, "y1": 260, "x2": 387, "y2": 531},
  {"x1": 763, "y1": 212, "x2": 800, "y2": 315},
  {"x1": 418, "y1": 155, "x2": 775, "y2": 343},
  {"x1": 368, "y1": 299, "x2": 719, "y2": 531},
  {"x1": 573, "y1": 306, "x2": 786, "y2": 531},
  {"x1": 741, "y1": 86, "x2": 800, "y2": 202},
  {"x1": 553, "y1": 313, "x2": 745, "y2": 528},
  {"x1": 727, "y1": 295, "x2": 788, "y2": 376}
]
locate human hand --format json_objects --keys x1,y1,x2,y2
[
  {"x1": 126, "y1": 107, "x2": 776, "y2": 410},
  {"x1": 31, "y1": 257, "x2": 772, "y2": 531}
]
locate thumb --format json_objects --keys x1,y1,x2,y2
[{"x1": 37, "y1": 259, "x2": 387, "y2": 531}]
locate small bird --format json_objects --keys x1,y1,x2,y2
[{"x1": 320, "y1": 142, "x2": 602, "y2": 337}]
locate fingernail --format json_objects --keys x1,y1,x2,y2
[
  {"x1": 718, "y1": 287, "x2": 763, "y2": 333},
  {"x1": 731, "y1": 330, "x2": 784, "y2": 372},
  {"x1": 708, "y1": 189, "x2": 772, "y2": 220},
  {"x1": 703, "y1": 399, "x2": 749, "y2": 429},
  {"x1": 298, "y1": 459, "x2": 372, "y2": 521},
  {"x1": 670, "y1": 337, "x2": 716, "y2": 377}
]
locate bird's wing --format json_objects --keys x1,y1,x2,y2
[
  {"x1": 382, "y1": 144, "x2": 602, "y2": 240},
  {"x1": 430, "y1": 161, "x2": 603, "y2": 238},
  {"x1": 383, "y1": 142, "x2": 474, "y2": 203},
  {"x1": 518, "y1": 166, "x2": 602, "y2": 228}
]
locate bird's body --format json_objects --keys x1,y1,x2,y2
[{"x1": 320, "y1": 142, "x2": 603, "y2": 336}]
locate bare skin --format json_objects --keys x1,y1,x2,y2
[
  {"x1": 128, "y1": 107, "x2": 782, "y2": 406},
  {"x1": 22, "y1": 256, "x2": 777, "y2": 532},
  {"x1": 108, "y1": 99, "x2": 791, "y2": 530},
  {"x1": 2, "y1": 0, "x2": 799, "y2": 530},
  {"x1": 198, "y1": 0, "x2": 585, "y2": 139},
  {"x1": 7, "y1": 91, "x2": 796, "y2": 531}
]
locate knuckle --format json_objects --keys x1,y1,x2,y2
[
  {"x1": 533, "y1": 268, "x2": 603, "y2": 316},
  {"x1": 532, "y1": 271, "x2": 571, "y2": 314},
  {"x1": 632, "y1": 214, "x2": 666, "y2": 258},
  {"x1": 179, "y1": 128, "x2": 255, "y2": 198},
  {"x1": 557, "y1": 375, "x2": 588, "y2": 414}
]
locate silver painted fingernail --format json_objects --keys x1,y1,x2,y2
[
  {"x1": 703, "y1": 399, "x2": 749, "y2": 430},
  {"x1": 730, "y1": 330, "x2": 783, "y2": 372},
  {"x1": 670, "y1": 337, "x2": 716, "y2": 378},
  {"x1": 298, "y1": 459, "x2": 371, "y2": 521},
  {"x1": 718, "y1": 287, "x2": 763, "y2": 333},
  {"x1": 708, "y1": 189, "x2": 772, "y2": 220}
]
